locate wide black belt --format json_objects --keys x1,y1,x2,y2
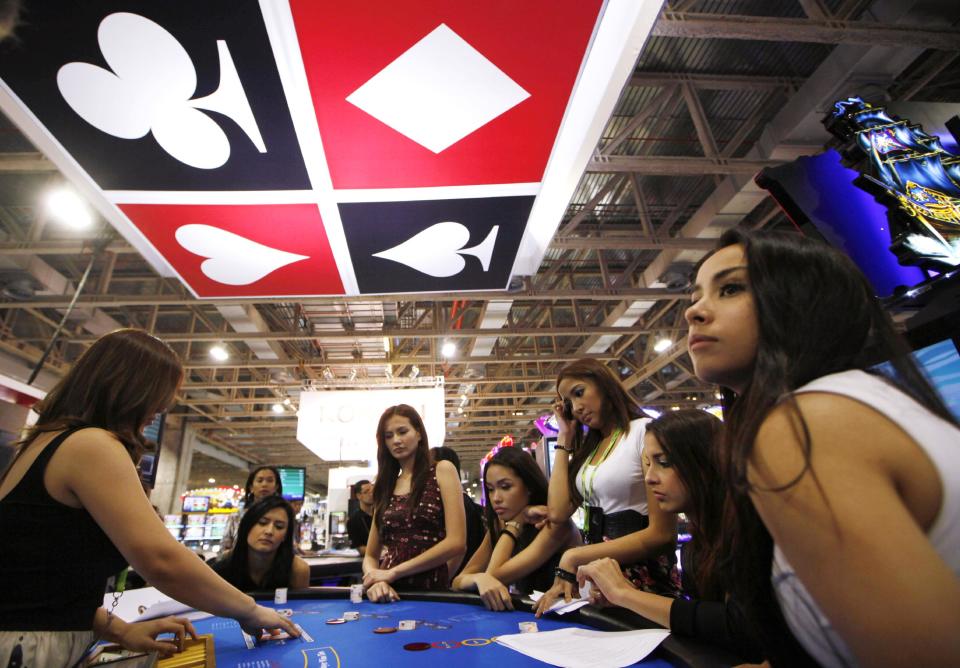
[{"x1": 584, "y1": 507, "x2": 647, "y2": 544}]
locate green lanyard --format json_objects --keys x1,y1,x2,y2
[{"x1": 578, "y1": 428, "x2": 622, "y2": 531}]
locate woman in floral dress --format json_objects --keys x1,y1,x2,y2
[{"x1": 361, "y1": 404, "x2": 465, "y2": 602}]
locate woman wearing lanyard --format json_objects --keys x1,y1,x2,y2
[{"x1": 534, "y1": 359, "x2": 679, "y2": 616}]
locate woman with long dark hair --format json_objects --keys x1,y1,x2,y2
[
  {"x1": 452, "y1": 447, "x2": 581, "y2": 610},
  {"x1": 687, "y1": 229, "x2": 960, "y2": 666},
  {"x1": 361, "y1": 404, "x2": 465, "y2": 602},
  {"x1": 220, "y1": 465, "x2": 283, "y2": 551},
  {"x1": 0, "y1": 329, "x2": 296, "y2": 667},
  {"x1": 211, "y1": 496, "x2": 309, "y2": 591},
  {"x1": 533, "y1": 359, "x2": 679, "y2": 616},
  {"x1": 577, "y1": 409, "x2": 762, "y2": 661}
]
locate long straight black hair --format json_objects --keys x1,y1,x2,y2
[
  {"x1": 555, "y1": 358, "x2": 643, "y2": 506},
  {"x1": 646, "y1": 409, "x2": 724, "y2": 600},
  {"x1": 372, "y1": 404, "x2": 431, "y2": 527},
  {"x1": 482, "y1": 446, "x2": 549, "y2": 543},
  {"x1": 707, "y1": 229, "x2": 958, "y2": 621},
  {"x1": 221, "y1": 495, "x2": 296, "y2": 590}
]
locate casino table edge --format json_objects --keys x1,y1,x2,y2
[{"x1": 236, "y1": 587, "x2": 741, "y2": 667}]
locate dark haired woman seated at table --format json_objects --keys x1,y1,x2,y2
[
  {"x1": 211, "y1": 497, "x2": 310, "y2": 591},
  {"x1": 452, "y1": 447, "x2": 580, "y2": 611}
]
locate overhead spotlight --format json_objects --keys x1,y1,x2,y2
[
  {"x1": 410, "y1": 365, "x2": 420, "y2": 378},
  {"x1": 46, "y1": 187, "x2": 93, "y2": 229},
  {"x1": 441, "y1": 341, "x2": 456, "y2": 358},
  {"x1": 349, "y1": 368, "x2": 358, "y2": 381},
  {"x1": 382, "y1": 337, "x2": 390, "y2": 353},
  {"x1": 457, "y1": 407, "x2": 464, "y2": 414},
  {"x1": 385, "y1": 366, "x2": 393, "y2": 378},
  {"x1": 208, "y1": 478, "x2": 216, "y2": 484},
  {"x1": 271, "y1": 403, "x2": 284, "y2": 414},
  {"x1": 714, "y1": 391, "x2": 722, "y2": 400},
  {"x1": 209, "y1": 345, "x2": 229, "y2": 362},
  {"x1": 459, "y1": 393, "x2": 467, "y2": 401},
  {"x1": 282, "y1": 398, "x2": 292, "y2": 406},
  {"x1": 653, "y1": 338, "x2": 673, "y2": 353},
  {"x1": 321, "y1": 367, "x2": 334, "y2": 380}
]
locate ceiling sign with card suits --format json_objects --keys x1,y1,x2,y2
[{"x1": 0, "y1": 1, "x2": 662, "y2": 298}]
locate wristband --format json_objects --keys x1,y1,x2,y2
[
  {"x1": 554, "y1": 566, "x2": 577, "y2": 584},
  {"x1": 554, "y1": 444, "x2": 573, "y2": 453}
]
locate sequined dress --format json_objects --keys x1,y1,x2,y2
[{"x1": 378, "y1": 464, "x2": 448, "y2": 590}]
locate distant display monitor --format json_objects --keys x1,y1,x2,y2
[
  {"x1": 874, "y1": 337, "x2": 960, "y2": 421},
  {"x1": 278, "y1": 466, "x2": 306, "y2": 502},
  {"x1": 138, "y1": 412, "x2": 166, "y2": 489},
  {"x1": 182, "y1": 495, "x2": 210, "y2": 513},
  {"x1": 915, "y1": 339, "x2": 960, "y2": 420},
  {"x1": 543, "y1": 436, "x2": 560, "y2": 477}
]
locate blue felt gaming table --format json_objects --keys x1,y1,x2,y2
[{"x1": 188, "y1": 589, "x2": 738, "y2": 667}]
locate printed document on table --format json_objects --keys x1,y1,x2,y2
[{"x1": 496, "y1": 627, "x2": 670, "y2": 668}]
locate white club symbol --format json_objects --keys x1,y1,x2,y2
[
  {"x1": 175, "y1": 225, "x2": 309, "y2": 285},
  {"x1": 372, "y1": 222, "x2": 499, "y2": 278},
  {"x1": 57, "y1": 12, "x2": 266, "y2": 169}
]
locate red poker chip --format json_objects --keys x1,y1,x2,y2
[{"x1": 403, "y1": 642, "x2": 432, "y2": 651}]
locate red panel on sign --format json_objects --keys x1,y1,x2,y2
[
  {"x1": 291, "y1": 0, "x2": 603, "y2": 189},
  {"x1": 120, "y1": 203, "x2": 345, "y2": 297}
]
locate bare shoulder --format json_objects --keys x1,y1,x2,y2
[
  {"x1": 49, "y1": 427, "x2": 132, "y2": 469},
  {"x1": 435, "y1": 459, "x2": 458, "y2": 480},
  {"x1": 751, "y1": 392, "x2": 906, "y2": 489}
]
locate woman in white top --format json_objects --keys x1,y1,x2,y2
[
  {"x1": 686, "y1": 229, "x2": 960, "y2": 667},
  {"x1": 533, "y1": 359, "x2": 678, "y2": 616}
]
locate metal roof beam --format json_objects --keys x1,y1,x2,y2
[{"x1": 652, "y1": 12, "x2": 960, "y2": 51}]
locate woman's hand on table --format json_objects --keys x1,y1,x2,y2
[
  {"x1": 237, "y1": 605, "x2": 301, "y2": 639},
  {"x1": 362, "y1": 568, "x2": 396, "y2": 588},
  {"x1": 366, "y1": 581, "x2": 400, "y2": 603},
  {"x1": 533, "y1": 577, "x2": 576, "y2": 618},
  {"x1": 577, "y1": 557, "x2": 632, "y2": 608},
  {"x1": 116, "y1": 616, "x2": 198, "y2": 659},
  {"x1": 473, "y1": 574, "x2": 513, "y2": 611}
]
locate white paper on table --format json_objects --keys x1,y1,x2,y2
[
  {"x1": 496, "y1": 627, "x2": 670, "y2": 668},
  {"x1": 103, "y1": 587, "x2": 211, "y2": 623},
  {"x1": 528, "y1": 590, "x2": 590, "y2": 615}
]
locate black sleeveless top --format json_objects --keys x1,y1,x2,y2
[{"x1": 0, "y1": 427, "x2": 128, "y2": 630}]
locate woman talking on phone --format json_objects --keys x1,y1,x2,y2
[{"x1": 534, "y1": 358, "x2": 679, "y2": 616}]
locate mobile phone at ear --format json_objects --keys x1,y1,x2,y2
[{"x1": 563, "y1": 398, "x2": 574, "y2": 420}]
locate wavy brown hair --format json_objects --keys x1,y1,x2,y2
[
  {"x1": 0, "y1": 329, "x2": 182, "y2": 483},
  {"x1": 556, "y1": 358, "x2": 643, "y2": 506},
  {"x1": 647, "y1": 409, "x2": 724, "y2": 600},
  {"x1": 372, "y1": 404, "x2": 431, "y2": 527}
]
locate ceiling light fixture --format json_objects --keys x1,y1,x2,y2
[
  {"x1": 271, "y1": 403, "x2": 284, "y2": 414},
  {"x1": 46, "y1": 187, "x2": 93, "y2": 229},
  {"x1": 441, "y1": 341, "x2": 456, "y2": 358},
  {"x1": 653, "y1": 338, "x2": 673, "y2": 353},
  {"x1": 209, "y1": 345, "x2": 229, "y2": 362}
]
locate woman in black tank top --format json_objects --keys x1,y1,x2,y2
[
  {"x1": 452, "y1": 447, "x2": 580, "y2": 611},
  {"x1": 0, "y1": 329, "x2": 297, "y2": 667}
]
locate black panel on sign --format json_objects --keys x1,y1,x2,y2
[
  {"x1": 340, "y1": 195, "x2": 534, "y2": 293},
  {"x1": 0, "y1": 1, "x2": 309, "y2": 191}
]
